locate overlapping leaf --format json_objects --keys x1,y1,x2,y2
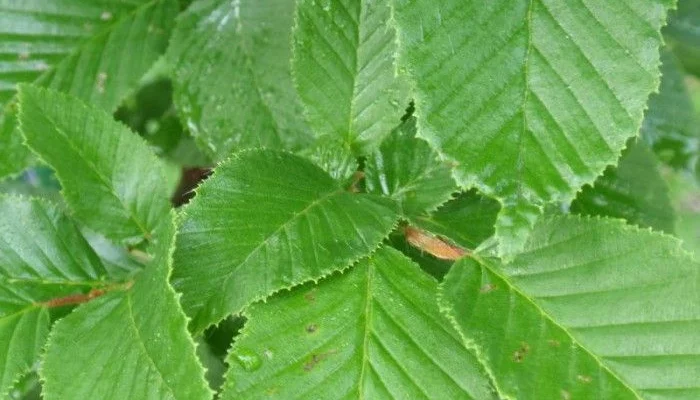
[
  {"x1": 0, "y1": 196, "x2": 113, "y2": 396},
  {"x1": 292, "y1": 0, "x2": 409, "y2": 154},
  {"x1": 641, "y1": 49, "x2": 699, "y2": 173},
  {"x1": 393, "y1": 0, "x2": 674, "y2": 256},
  {"x1": 365, "y1": 117, "x2": 456, "y2": 217},
  {"x1": 0, "y1": 0, "x2": 178, "y2": 178},
  {"x1": 168, "y1": 0, "x2": 312, "y2": 160},
  {"x1": 571, "y1": 140, "x2": 675, "y2": 233},
  {"x1": 18, "y1": 85, "x2": 172, "y2": 244},
  {"x1": 440, "y1": 215, "x2": 700, "y2": 399},
  {"x1": 42, "y1": 216, "x2": 212, "y2": 400},
  {"x1": 221, "y1": 246, "x2": 497, "y2": 400},
  {"x1": 172, "y1": 150, "x2": 399, "y2": 333}
]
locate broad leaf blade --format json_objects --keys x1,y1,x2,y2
[
  {"x1": 292, "y1": 0, "x2": 409, "y2": 154},
  {"x1": 0, "y1": 196, "x2": 115, "y2": 396},
  {"x1": 441, "y1": 215, "x2": 700, "y2": 399},
  {"x1": 393, "y1": 0, "x2": 674, "y2": 255},
  {"x1": 168, "y1": 0, "x2": 312, "y2": 160},
  {"x1": 18, "y1": 85, "x2": 172, "y2": 244},
  {"x1": 172, "y1": 150, "x2": 399, "y2": 333},
  {"x1": 42, "y1": 216, "x2": 212, "y2": 400},
  {"x1": 221, "y1": 246, "x2": 498, "y2": 400},
  {"x1": 571, "y1": 140, "x2": 675, "y2": 233},
  {"x1": 365, "y1": 117, "x2": 456, "y2": 217},
  {"x1": 0, "y1": 0, "x2": 178, "y2": 178}
]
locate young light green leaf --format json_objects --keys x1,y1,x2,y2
[
  {"x1": 0, "y1": 196, "x2": 115, "y2": 396},
  {"x1": 393, "y1": 0, "x2": 674, "y2": 256},
  {"x1": 0, "y1": 0, "x2": 178, "y2": 178},
  {"x1": 665, "y1": 0, "x2": 700, "y2": 77},
  {"x1": 18, "y1": 85, "x2": 172, "y2": 244},
  {"x1": 412, "y1": 190, "x2": 501, "y2": 250},
  {"x1": 440, "y1": 215, "x2": 700, "y2": 399},
  {"x1": 292, "y1": 0, "x2": 409, "y2": 154},
  {"x1": 172, "y1": 150, "x2": 400, "y2": 334},
  {"x1": 571, "y1": 140, "x2": 675, "y2": 233},
  {"x1": 168, "y1": 0, "x2": 313, "y2": 160},
  {"x1": 42, "y1": 216, "x2": 212, "y2": 400},
  {"x1": 221, "y1": 246, "x2": 497, "y2": 400},
  {"x1": 641, "y1": 49, "x2": 699, "y2": 172},
  {"x1": 365, "y1": 117, "x2": 456, "y2": 217}
]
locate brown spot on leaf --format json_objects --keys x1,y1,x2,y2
[
  {"x1": 548, "y1": 339, "x2": 561, "y2": 347},
  {"x1": 513, "y1": 342, "x2": 530, "y2": 363},
  {"x1": 304, "y1": 290, "x2": 316, "y2": 303},
  {"x1": 306, "y1": 324, "x2": 318, "y2": 334},
  {"x1": 480, "y1": 283, "x2": 497, "y2": 293},
  {"x1": 303, "y1": 349, "x2": 337, "y2": 372}
]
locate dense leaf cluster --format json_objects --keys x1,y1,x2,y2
[{"x1": 0, "y1": 0, "x2": 699, "y2": 399}]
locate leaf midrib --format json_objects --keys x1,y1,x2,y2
[
  {"x1": 28, "y1": 104, "x2": 152, "y2": 239},
  {"x1": 208, "y1": 186, "x2": 346, "y2": 318},
  {"x1": 470, "y1": 253, "x2": 643, "y2": 399},
  {"x1": 124, "y1": 293, "x2": 178, "y2": 399}
]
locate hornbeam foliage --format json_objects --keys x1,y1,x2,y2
[
  {"x1": 0, "y1": 0, "x2": 697, "y2": 399},
  {"x1": 393, "y1": 0, "x2": 675, "y2": 255}
]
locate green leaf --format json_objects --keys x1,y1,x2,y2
[
  {"x1": 221, "y1": 246, "x2": 498, "y2": 400},
  {"x1": 0, "y1": 196, "x2": 114, "y2": 396},
  {"x1": 440, "y1": 215, "x2": 700, "y2": 399},
  {"x1": 571, "y1": 140, "x2": 675, "y2": 233},
  {"x1": 172, "y1": 149, "x2": 400, "y2": 334},
  {"x1": 168, "y1": 0, "x2": 313, "y2": 161},
  {"x1": 365, "y1": 117, "x2": 456, "y2": 217},
  {"x1": 292, "y1": 0, "x2": 409, "y2": 154},
  {"x1": 0, "y1": 107, "x2": 31, "y2": 180},
  {"x1": 42, "y1": 216, "x2": 212, "y2": 400},
  {"x1": 412, "y1": 190, "x2": 501, "y2": 250},
  {"x1": 393, "y1": 0, "x2": 674, "y2": 256},
  {"x1": 297, "y1": 136, "x2": 358, "y2": 182},
  {"x1": 18, "y1": 85, "x2": 172, "y2": 244},
  {"x1": 665, "y1": 0, "x2": 700, "y2": 77},
  {"x1": 0, "y1": 0, "x2": 178, "y2": 178},
  {"x1": 641, "y1": 49, "x2": 700, "y2": 172}
]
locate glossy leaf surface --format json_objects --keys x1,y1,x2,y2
[
  {"x1": 441, "y1": 215, "x2": 700, "y2": 399},
  {"x1": 292, "y1": 0, "x2": 408, "y2": 154},
  {"x1": 173, "y1": 150, "x2": 399, "y2": 333},
  {"x1": 18, "y1": 86, "x2": 172, "y2": 244},
  {"x1": 222, "y1": 247, "x2": 497, "y2": 400},
  {"x1": 168, "y1": 0, "x2": 312, "y2": 160},
  {"x1": 393, "y1": 0, "x2": 674, "y2": 255}
]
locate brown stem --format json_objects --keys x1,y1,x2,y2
[
  {"x1": 37, "y1": 281, "x2": 133, "y2": 308},
  {"x1": 403, "y1": 225, "x2": 469, "y2": 261},
  {"x1": 347, "y1": 171, "x2": 365, "y2": 193}
]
